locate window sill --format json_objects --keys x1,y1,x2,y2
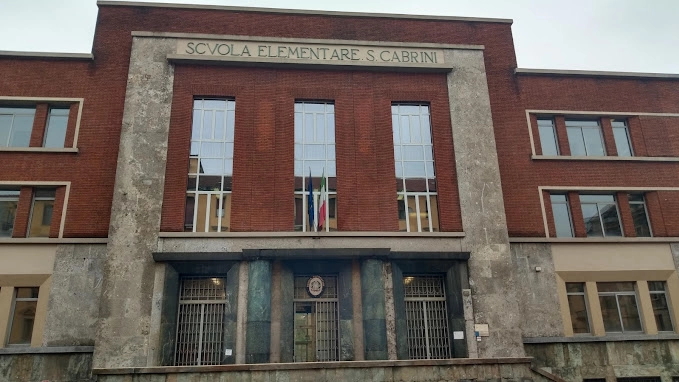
[
  {"x1": 523, "y1": 333, "x2": 679, "y2": 344},
  {"x1": 0, "y1": 346, "x2": 94, "y2": 355},
  {"x1": 159, "y1": 231, "x2": 465, "y2": 238},
  {"x1": 0, "y1": 238, "x2": 108, "y2": 244},
  {"x1": 0, "y1": 147, "x2": 78, "y2": 153},
  {"x1": 509, "y1": 237, "x2": 679, "y2": 243},
  {"x1": 532, "y1": 154, "x2": 679, "y2": 162}
]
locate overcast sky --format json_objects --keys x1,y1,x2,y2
[{"x1": 1, "y1": 0, "x2": 677, "y2": 73}]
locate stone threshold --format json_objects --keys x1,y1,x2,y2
[
  {"x1": 0, "y1": 346, "x2": 94, "y2": 355},
  {"x1": 93, "y1": 357, "x2": 534, "y2": 375},
  {"x1": 160, "y1": 231, "x2": 465, "y2": 238},
  {"x1": 524, "y1": 333, "x2": 679, "y2": 344}
]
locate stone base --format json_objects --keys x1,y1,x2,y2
[
  {"x1": 0, "y1": 347, "x2": 94, "y2": 382},
  {"x1": 93, "y1": 358, "x2": 554, "y2": 382}
]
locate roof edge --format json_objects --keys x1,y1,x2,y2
[
  {"x1": 515, "y1": 68, "x2": 679, "y2": 79},
  {"x1": 96, "y1": 1, "x2": 513, "y2": 24},
  {"x1": 0, "y1": 51, "x2": 93, "y2": 60}
]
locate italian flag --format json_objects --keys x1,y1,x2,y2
[{"x1": 318, "y1": 169, "x2": 327, "y2": 230}]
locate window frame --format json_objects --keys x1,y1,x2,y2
[
  {"x1": 537, "y1": 117, "x2": 559, "y2": 156},
  {"x1": 6, "y1": 287, "x2": 39, "y2": 346},
  {"x1": 628, "y1": 194, "x2": 652, "y2": 237},
  {"x1": 185, "y1": 98, "x2": 236, "y2": 233},
  {"x1": 566, "y1": 119, "x2": 606, "y2": 157},
  {"x1": 0, "y1": 97, "x2": 83, "y2": 151},
  {"x1": 612, "y1": 119, "x2": 634, "y2": 157},
  {"x1": 580, "y1": 194, "x2": 624, "y2": 237},
  {"x1": 597, "y1": 282, "x2": 643, "y2": 334},
  {"x1": 392, "y1": 103, "x2": 439, "y2": 233},
  {"x1": 293, "y1": 100, "x2": 337, "y2": 233}
]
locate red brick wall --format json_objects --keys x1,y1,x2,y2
[
  {"x1": 508, "y1": 75, "x2": 679, "y2": 236},
  {"x1": 161, "y1": 66, "x2": 461, "y2": 232},
  {"x1": 1, "y1": 4, "x2": 520, "y2": 236}
]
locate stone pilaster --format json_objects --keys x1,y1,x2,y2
[
  {"x1": 446, "y1": 49, "x2": 524, "y2": 357},
  {"x1": 93, "y1": 37, "x2": 176, "y2": 368}
]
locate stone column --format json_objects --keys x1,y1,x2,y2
[
  {"x1": 245, "y1": 260, "x2": 272, "y2": 363},
  {"x1": 361, "y1": 259, "x2": 388, "y2": 360},
  {"x1": 93, "y1": 37, "x2": 176, "y2": 368},
  {"x1": 446, "y1": 49, "x2": 524, "y2": 357}
]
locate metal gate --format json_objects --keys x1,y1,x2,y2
[
  {"x1": 293, "y1": 275, "x2": 339, "y2": 362},
  {"x1": 404, "y1": 275, "x2": 451, "y2": 359},
  {"x1": 174, "y1": 277, "x2": 227, "y2": 366}
]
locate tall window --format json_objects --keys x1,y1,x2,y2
[
  {"x1": 28, "y1": 189, "x2": 55, "y2": 238},
  {"x1": 566, "y1": 119, "x2": 605, "y2": 156},
  {"x1": 0, "y1": 107, "x2": 35, "y2": 147},
  {"x1": 537, "y1": 117, "x2": 559, "y2": 155},
  {"x1": 174, "y1": 277, "x2": 227, "y2": 366},
  {"x1": 403, "y1": 275, "x2": 450, "y2": 359},
  {"x1": 7, "y1": 287, "x2": 39, "y2": 345},
  {"x1": 0, "y1": 189, "x2": 19, "y2": 237},
  {"x1": 629, "y1": 194, "x2": 652, "y2": 237},
  {"x1": 580, "y1": 194, "x2": 623, "y2": 237},
  {"x1": 185, "y1": 99, "x2": 235, "y2": 232},
  {"x1": 550, "y1": 194, "x2": 573, "y2": 237},
  {"x1": 598, "y1": 282, "x2": 642, "y2": 333},
  {"x1": 649, "y1": 281, "x2": 673, "y2": 332},
  {"x1": 293, "y1": 275, "x2": 339, "y2": 362},
  {"x1": 566, "y1": 283, "x2": 590, "y2": 334},
  {"x1": 294, "y1": 102, "x2": 337, "y2": 232},
  {"x1": 612, "y1": 119, "x2": 633, "y2": 157},
  {"x1": 393, "y1": 104, "x2": 438, "y2": 232},
  {"x1": 43, "y1": 107, "x2": 69, "y2": 148}
]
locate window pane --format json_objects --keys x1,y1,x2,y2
[
  {"x1": 650, "y1": 289, "x2": 673, "y2": 331},
  {"x1": 613, "y1": 126, "x2": 633, "y2": 157},
  {"x1": 29, "y1": 198, "x2": 54, "y2": 237},
  {"x1": 10, "y1": 115, "x2": 33, "y2": 147},
  {"x1": 582, "y1": 127, "x2": 605, "y2": 156},
  {"x1": 567, "y1": 294, "x2": 590, "y2": 334},
  {"x1": 600, "y1": 203, "x2": 622, "y2": 236},
  {"x1": 538, "y1": 123, "x2": 559, "y2": 155},
  {"x1": 44, "y1": 109, "x2": 69, "y2": 148},
  {"x1": 0, "y1": 198, "x2": 18, "y2": 237},
  {"x1": 0, "y1": 115, "x2": 11, "y2": 146},
  {"x1": 581, "y1": 203, "x2": 603, "y2": 237},
  {"x1": 567, "y1": 127, "x2": 586, "y2": 156},
  {"x1": 550, "y1": 195, "x2": 573, "y2": 237},
  {"x1": 8, "y1": 298, "x2": 37, "y2": 345},
  {"x1": 566, "y1": 282, "x2": 584, "y2": 293},
  {"x1": 598, "y1": 282, "x2": 635, "y2": 292},
  {"x1": 629, "y1": 197, "x2": 651, "y2": 237},
  {"x1": 617, "y1": 295, "x2": 642, "y2": 332},
  {"x1": 599, "y1": 295, "x2": 623, "y2": 332}
]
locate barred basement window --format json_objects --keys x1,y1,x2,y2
[
  {"x1": 393, "y1": 104, "x2": 439, "y2": 232},
  {"x1": 174, "y1": 277, "x2": 227, "y2": 366},
  {"x1": 617, "y1": 377, "x2": 661, "y2": 382},
  {"x1": 404, "y1": 275, "x2": 451, "y2": 359},
  {"x1": 185, "y1": 99, "x2": 235, "y2": 232},
  {"x1": 293, "y1": 275, "x2": 339, "y2": 362}
]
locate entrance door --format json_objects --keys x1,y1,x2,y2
[{"x1": 293, "y1": 275, "x2": 339, "y2": 362}]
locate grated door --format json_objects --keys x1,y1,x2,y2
[
  {"x1": 404, "y1": 275, "x2": 451, "y2": 359},
  {"x1": 293, "y1": 275, "x2": 339, "y2": 362},
  {"x1": 174, "y1": 277, "x2": 227, "y2": 366}
]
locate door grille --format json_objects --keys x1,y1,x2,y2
[
  {"x1": 404, "y1": 275, "x2": 451, "y2": 359},
  {"x1": 293, "y1": 275, "x2": 339, "y2": 362},
  {"x1": 174, "y1": 277, "x2": 227, "y2": 366}
]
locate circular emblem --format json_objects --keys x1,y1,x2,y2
[{"x1": 306, "y1": 275, "x2": 325, "y2": 297}]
